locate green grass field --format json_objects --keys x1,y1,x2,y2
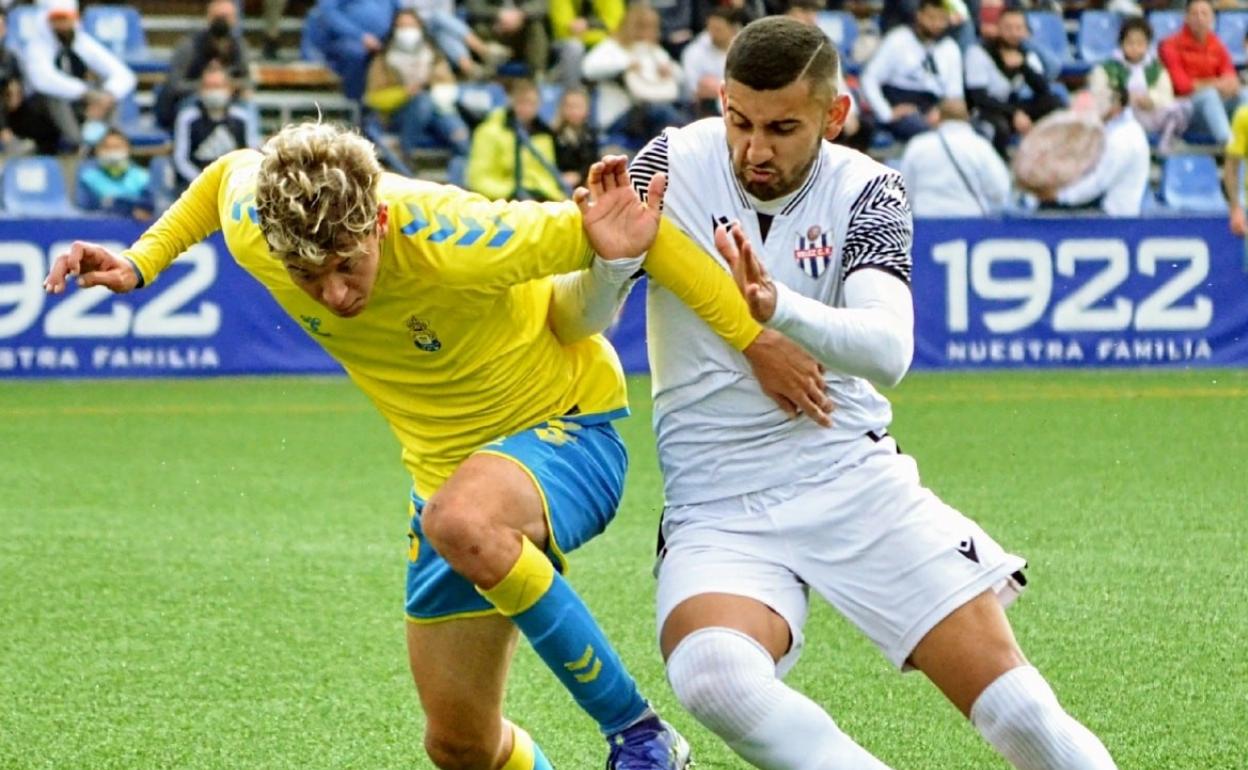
[{"x1": 3, "y1": 371, "x2": 1246, "y2": 769}]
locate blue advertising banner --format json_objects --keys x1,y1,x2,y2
[{"x1": 1, "y1": 216, "x2": 1245, "y2": 378}]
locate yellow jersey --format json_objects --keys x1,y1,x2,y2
[{"x1": 123, "y1": 149, "x2": 760, "y2": 498}]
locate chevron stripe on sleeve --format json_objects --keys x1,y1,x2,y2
[{"x1": 628, "y1": 132, "x2": 670, "y2": 206}]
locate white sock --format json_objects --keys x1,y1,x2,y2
[
  {"x1": 666, "y1": 628, "x2": 893, "y2": 770},
  {"x1": 970, "y1": 665, "x2": 1117, "y2": 770}
]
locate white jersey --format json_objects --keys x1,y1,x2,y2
[{"x1": 630, "y1": 118, "x2": 914, "y2": 505}]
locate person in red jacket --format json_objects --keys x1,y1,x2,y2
[{"x1": 1159, "y1": 0, "x2": 1246, "y2": 143}]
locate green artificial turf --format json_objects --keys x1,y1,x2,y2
[{"x1": 2, "y1": 370, "x2": 1245, "y2": 768}]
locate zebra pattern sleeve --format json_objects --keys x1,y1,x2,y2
[
  {"x1": 629, "y1": 132, "x2": 670, "y2": 205},
  {"x1": 840, "y1": 172, "x2": 913, "y2": 285}
]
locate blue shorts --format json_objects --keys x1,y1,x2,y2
[{"x1": 405, "y1": 413, "x2": 628, "y2": 623}]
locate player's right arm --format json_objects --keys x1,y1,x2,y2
[{"x1": 44, "y1": 151, "x2": 245, "y2": 294}]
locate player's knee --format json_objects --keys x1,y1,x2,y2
[
  {"x1": 666, "y1": 628, "x2": 779, "y2": 741},
  {"x1": 420, "y1": 496, "x2": 487, "y2": 557},
  {"x1": 423, "y1": 726, "x2": 497, "y2": 770}
]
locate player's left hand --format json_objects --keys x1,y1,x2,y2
[
  {"x1": 575, "y1": 155, "x2": 667, "y2": 261},
  {"x1": 715, "y1": 222, "x2": 776, "y2": 322}
]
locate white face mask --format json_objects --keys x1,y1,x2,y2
[
  {"x1": 97, "y1": 151, "x2": 128, "y2": 170},
  {"x1": 201, "y1": 89, "x2": 231, "y2": 110},
  {"x1": 394, "y1": 27, "x2": 423, "y2": 51}
]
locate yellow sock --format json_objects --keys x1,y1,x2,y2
[
  {"x1": 500, "y1": 723, "x2": 536, "y2": 770},
  {"x1": 477, "y1": 537, "x2": 554, "y2": 617}
]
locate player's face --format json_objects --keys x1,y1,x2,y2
[
  {"x1": 284, "y1": 204, "x2": 389, "y2": 318},
  {"x1": 721, "y1": 77, "x2": 848, "y2": 201}
]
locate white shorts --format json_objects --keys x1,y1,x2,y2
[{"x1": 655, "y1": 434, "x2": 1027, "y2": 675}]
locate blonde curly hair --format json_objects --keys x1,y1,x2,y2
[{"x1": 255, "y1": 122, "x2": 384, "y2": 267}]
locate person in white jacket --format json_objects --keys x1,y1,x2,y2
[
  {"x1": 901, "y1": 99, "x2": 1010, "y2": 217},
  {"x1": 582, "y1": 2, "x2": 686, "y2": 145},
  {"x1": 23, "y1": 0, "x2": 136, "y2": 150}
]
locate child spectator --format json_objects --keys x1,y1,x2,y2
[
  {"x1": 75, "y1": 128, "x2": 152, "y2": 219},
  {"x1": 467, "y1": 77, "x2": 566, "y2": 201},
  {"x1": 1090, "y1": 15, "x2": 1192, "y2": 152},
  {"x1": 552, "y1": 87, "x2": 599, "y2": 188}
]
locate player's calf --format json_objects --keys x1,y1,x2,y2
[{"x1": 970, "y1": 666, "x2": 1117, "y2": 770}]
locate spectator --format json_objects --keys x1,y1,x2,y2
[
  {"x1": 466, "y1": 77, "x2": 566, "y2": 201},
  {"x1": 551, "y1": 0, "x2": 625, "y2": 88},
  {"x1": 410, "y1": 0, "x2": 511, "y2": 78},
  {"x1": 900, "y1": 98, "x2": 1010, "y2": 216},
  {"x1": 883, "y1": 0, "x2": 981, "y2": 51},
  {"x1": 465, "y1": 0, "x2": 550, "y2": 81},
  {"x1": 24, "y1": 0, "x2": 136, "y2": 151},
  {"x1": 1028, "y1": 83, "x2": 1150, "y2": 216},
  {"x1": 1159, "y1": 0, "x2": 1245, "y2": 144},
  {"x1": 262, "y1": 0, "x2": 287, "y2": 60},
  {"x1": 680, "y1": 6, "x2": 741, "y2": 118},
  {"x1": 318, "y1": 0, "x2": 400, "y2": 100},
  {"x1": 155, "y1": 0, "x2": 253, "y2": 131},
  {"x1": 861, "y1": 0, "x2": 962, "y2": 141},
  {"x1": 964, "y1": 7, "x2": 1064, "y2": 157},
  {"x1": 363, "y1": 10, "x2": 469, "y2": 158},
  {"x1": 75, "y1": 127, "x2": 152, "y2": 219},
  {"x1": 1091, "y1": 15, "x2": 1191, "y2": 153},
  {"x1": 649, "y1": 0, "x2": 697, "y2": 59},
  {"x1": 0, "y1": 8, "x2": 59, "y2": 154},
  {"x1": 552, "y1": 87, "x2": 599, "y2": 187},
  {"x1": 172, "y1": 63, "x2": 260, "y2": 190},
  {"x1": 583, "y1": 2, "x2": 686, "y2": 145}
]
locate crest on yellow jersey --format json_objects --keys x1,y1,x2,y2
[{"x1": 406, "y1": 315, "x2": 442, "y2": 352}]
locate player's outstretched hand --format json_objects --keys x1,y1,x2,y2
[
  {"x1": 43, "y1": 241, "x2": 139, "y2": 295},
  {"x1": 744, "y1": 329, "x2": 833, "y2": 427},
  {"x1": 715, "y1": 222, "x2": 776, "y2": 322},
  {"x1": 574, "y1": 154, "x2": 667, "y2": 261}
]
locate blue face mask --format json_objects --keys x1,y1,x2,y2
[{"x1": 82, "y1": 120, "x2": 108, "y2": 146}]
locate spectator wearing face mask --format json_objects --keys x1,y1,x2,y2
[
  {"x1": 23, "y1": 0, "x2": 136, "y2": 151},
  {"x1": 364, "y1": 10, "x2": 470, "y2": 157},
  {"x1": 156, "y1": 0, "x2": 253, "y2": 131},
  {"x1": 172, "y1": 63, "x2": 260, "y2": 189},
  {"x1": 75, "y1": 128, "x2": 152, "y2": 219}
]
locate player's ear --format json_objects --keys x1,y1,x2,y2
[
  {"x1": 718, "y1": 81, "x2": 728, "y2": 116},
  {"x1": 823, "y1": 93, "x2": 851, "y2": 142},
  {"x1": 376, "y1": 202, "x2": 389, "y2": 237}
]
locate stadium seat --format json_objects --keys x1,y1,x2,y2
[
  {"x1": 1077, "y1": 11, "x2": 1121, "y2": 64},
  {"x1": 2, "y1": 156, "x2": 79, "y2": 217},
  {"x1": 117, "y1": 92, "x2": 172, "y2": 150},
  {"x1": 816, "y1": 11, "x2": 858, "y2": 63},
  {"x1": 457, "y1": 82, "x2": 507, "y2": 124},
  {"x1": 538, "y1": 83, "x2": 563, "y2": 126},
  {"x1": 8, "y1": 5, "x2": 42, "y2": 53},
  {"x1": 300, "y1": 6, "x2": 329, "y2": 64},
  {"x1": 1217, "y1": 12, "x2": 1248, "y2": 67},
  {"x1": 147, "y1": 154, "x2": 178, "y2": 214},
  {"x1": 1148, "y1": 10, "x2": 1184, "y2": 47},
  {"x1": 82, "y1": 5, "x2": 166, "y2": 74},
  {"x1": 1161, "y1": 154, "x2": 1229, "y2": 213},
  {"x1": 1025, "y1": 12, "x2": 1077, "y2": 73}
]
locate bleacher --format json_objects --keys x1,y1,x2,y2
[{"x1": 0, "y1": 0, "x2": 1242, "y2": 217}]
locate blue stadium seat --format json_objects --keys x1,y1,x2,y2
[
  {"x1": 1148, "y1": 10, "x2": 1184, "y2": 47},
  {"x1": 457, "y1": 82, "x2": 507, "y2": 123},
  {"x1": 8, "y1": 5, "x2": 42, "y2": 53},
  {"x1": 300, "y1": 6, "x2": 329, "y2": 64},
  {"x1": 1161, "y1": 155, "x2": 1229, "y2": 213},
  {"x1": 1217, "y1": 11, "x2": 1248, "y2": 67},
  {"x1": 538, "y1": 84, "x2": 564, "y2": 126},
  {"x1": 83, "y1": 5, "x2": 166, "y2": 74},
  {"x1": 2, "y1": 156, "x2": 79, "y2": 217},
  {"x1": 1025, "y1": 12, "x2": 1078, "y2": 73},
  {"x1": 117, "y1": 92, "x2": 172, "y2": 149},
  {"x1": 816, "y1": 11, "x2": 858, "y2": 63},
  {"x1": 1077, "y1": 11, "x2": 1121, "y2": 64},
  {"x1": 147, "y1": 154, "x2": 178, "y2": 213}
]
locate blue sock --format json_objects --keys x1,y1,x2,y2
[{"x1": 480, "y1": 537, "x2": 648, "y2": 735}]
